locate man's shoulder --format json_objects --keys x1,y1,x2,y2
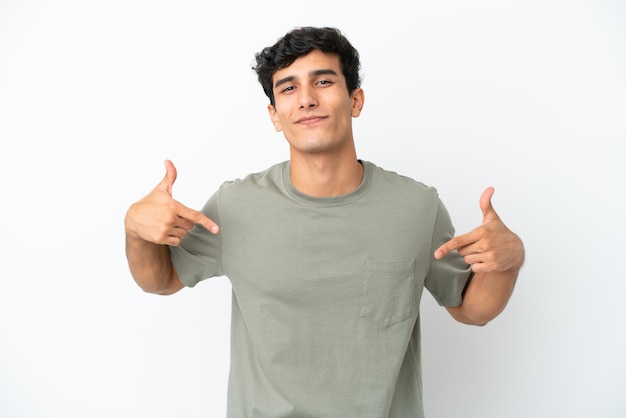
[
  {"x1": 365, "y1": 160, "x2": 438, "y2": 197},
  {"x1": 217, "y1": 161, "x2": 287, "y2": 196}
]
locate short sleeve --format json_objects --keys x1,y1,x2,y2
[
  {"x1": 424, "y1": 198, "x2": 472, "y2": 307},
  {"x1": 169, "y1": 189, "x2": 224, "y2": 287}
]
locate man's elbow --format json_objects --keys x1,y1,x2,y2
[
  {"x1": 133, "y1": 276, "x2": 183, "y2": 296},
  {"x1": 455, "y1": 315, "x2": 489, "y2": 327},
  {"x1": 140, "y1": 285, "x2": 178, "y2": 296},
  {"x1": 446, "y1": 306, "x2": 496, "y2": 327}
]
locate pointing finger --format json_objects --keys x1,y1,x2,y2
[
  {"x1": 434, "y1": 230, "x2": 478, "y2": 260},
  {"x1": 177, "y1": 204, "x2": 220, "y2": 234}
]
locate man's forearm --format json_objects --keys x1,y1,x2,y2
[
  {"x1": 447, "y1": 268, "x2": 519, "y2": 326},
  {"x1": 125, "y1": 235, "x2": 180, "y2": 295}
]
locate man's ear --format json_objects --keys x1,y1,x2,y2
[
  {"x1": 351, "y1": 88, "x2": 365, "y2": 118},
  {"x1": 267, "y1": 104, "x2": 283, "y2": 132}
]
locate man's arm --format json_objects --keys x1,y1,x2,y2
[
  {"x1": 124, "y1": 160, "x2": 219, "y2": 295},
  {"x1": 435, "y1": 187, "x2": 525, "y2": 326},
  {"x1": 125, "y1": 235, "x2": 184, "y2": 295},
  {"x1": 444, "y1": 269, "x2": 519, "y2": 326}
]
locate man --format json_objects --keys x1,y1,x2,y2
[{"x1": 125, "y1": 26, "x2": 524, "y2": 417}]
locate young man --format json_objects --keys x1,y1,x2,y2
[{"x1": 125, "y1": 27, "x2": 524, "y2": 417}]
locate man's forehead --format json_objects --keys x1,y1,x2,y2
[{"x1": 272, "y1": 50, "x2": 342, "y2": 86}]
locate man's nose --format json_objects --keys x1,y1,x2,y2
[{"x1": 298, "y1": 86, "x2": 318, "y2": 109}]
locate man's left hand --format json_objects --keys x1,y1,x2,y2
[{"x1": 434, "y1": 187, "x2": 525, "y2": 274}]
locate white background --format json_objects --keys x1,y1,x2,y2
[{"x1": 1, "y1": 1, "x2": 625, "y2": 417}]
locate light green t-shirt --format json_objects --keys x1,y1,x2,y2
[{"x1": 170, "y1": 160, "x2": 471, "y2": 418}]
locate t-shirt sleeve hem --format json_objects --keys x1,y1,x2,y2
[
  {"x1": 169, "y1": 245, "x2": 219, "y2": 288},
  {"x1": 429, "y1": 266, "x2": 473, "y2": 307}
]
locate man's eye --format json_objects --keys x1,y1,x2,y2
[
  {"x1": 317, "y1": 80, "x2": 332, "y2": 86},
  {"x1": 281, "y1": 86, "x2": 295, "y2": 93}
]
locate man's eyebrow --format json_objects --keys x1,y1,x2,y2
[
  {"x1": 274, "y1": 69, "x2": 339, "y2": 89},
  {"x1": 311, "y1": 69, "x2": 338, "y2": 77},
  {"x1": 274, "y1": 75, "x2": 295, "y2": 89}
]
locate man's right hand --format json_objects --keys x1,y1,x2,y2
[{"x1": 124, "y1": 159, "x2": 220, "y2": 246}]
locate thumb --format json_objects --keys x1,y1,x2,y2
[
  {"x1": 158, "y1": 159, "x2": 177, "y2": 195},
  {"x1": 479, "y1": 186, "x2": 499, "y2": 223}
]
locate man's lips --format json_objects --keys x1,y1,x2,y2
[{"x1": 296, "y1": 115, "x2": 326, "y2": 124}]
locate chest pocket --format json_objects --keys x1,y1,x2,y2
[{"x1": 360, "y1": 258, "x2": 416, "y2": 327}]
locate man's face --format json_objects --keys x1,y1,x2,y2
[{"x1": 268, "y1": 49, "x2": 364, "y2": 158}]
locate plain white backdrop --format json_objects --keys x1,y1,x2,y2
[{"x1": 1, "y1": 0, "x2": 625, "y2": 417}]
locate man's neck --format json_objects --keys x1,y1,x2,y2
[{"x1": 289, "y1": 151, "x2": 363, "y2": 198}]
